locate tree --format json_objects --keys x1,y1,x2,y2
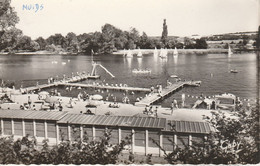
[
  {"x1": 126, "y1": 27, "x2": 140, "y2": 49},
  {"x1": 161, "y1": 19, "x2": 168, "y2": 46},
  {"x1": 15, "y1": 35, "x2": 32, "y2": 51},
  {"x1": 0, "y1": 27, "x2": 22, "y2": 51},
  {"x1": 156, "y1": 106, "x2": 259, "y2": 164},
  {"x1": 0, "y1": 0, "x2": 20, "y2": 52},
  {"x1": 256, "y1": 26, "x2": 260, "y2": 49},
  {"x1": 0, "y1": 0, "x2": 19, "y2": 32},
  {"x1": 0, "y1": 130, "x2": 130, "y2": 164},
  {"x1": 35, "y1": 37, "x2": 47, "y2": 50},
  {"x1": 46, "y1": 34, "x2": 66, "y2": 48},
  {"x1": 195, "y1": 38, "x2": 208, "y2": 49},
  {"x1": 65, "y1": 32, "x2": 78, "y2": 52}
]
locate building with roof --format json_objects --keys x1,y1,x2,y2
[{"x1": 0, "y1": 109, "x2": 212, "y2": 156}]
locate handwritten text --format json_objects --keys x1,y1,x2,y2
[{"x1": 22, "y1": 4, "x2": 44, "y2": 12}]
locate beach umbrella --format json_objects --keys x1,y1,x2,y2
[
  {"x1": 90, "y1": 94, "x2": 103, "y2": 101},
  {"x1": 85, "y1": 100, "x2": 102, "y2": 107}
]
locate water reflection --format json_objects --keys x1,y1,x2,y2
[
  {"x1": 137, "y1": 57, "x2": 142, "y2": 68},
  {"x1": 173, "y1": 56, "x2": 178, "y2": 64},
  {"x1": 126, "y1": 56, "x2": 132, "y2": 69}
]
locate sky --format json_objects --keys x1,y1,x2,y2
[{"x1": 11, "y1": 0, "x2": 259, "y2": 39}]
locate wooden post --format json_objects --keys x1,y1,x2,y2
[
  {"x1": 0, "y1": 119, "x2": 3, "y2": 136},
  {"x1": 44, "y1": 121, "x2": 48, "y2": 139},
  {"x1": 68, "y1": 124, "x2": 71, "y2": 141},
  {"x1": 56, "y1": 123, "x2": 59, "y2": 145},
  {"x1": 118, "y1": 127, "x2": 121, "y2": 144},
  {"x1": 11, "y1": 119, "x2": 14, "y2": 135},
  {"x1": 92, "y1": 126, "x2": 95, "y2": 140},
  {"x1": 33, "y1": 120, "x2": 36, "y2": 137},
  {"x1": 145, "y1": 129, "x2": 148, "y2": 156},
  {"x1": 22, "y1": 119, "x2": 25, "y2": 136},
  {"x1": 189, "y1": 135, "x2": 192, "y2": 148},
  {"x1": 80, "y1": 125, "x2": 83, "y2": 141},
  {"x1": 159, "y1": 132, "x2": 163, "y2": 157},
  {"x1": 132, "y1": 129, "x2": 135, "y2": 154},
  {"x1": 174, "y1": 134, "x2": 177, "y2": 150}
]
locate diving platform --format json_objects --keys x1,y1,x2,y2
[{"x1": 135, "y1": 81, "x2": 201, "y2": 106}]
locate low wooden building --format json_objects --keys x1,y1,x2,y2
[{"x1": 0, "y1": 109, "x2": 212, "y2": 156}]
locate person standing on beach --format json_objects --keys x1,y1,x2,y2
[
  {"x1": 171, "y1": 101, "x2": 174, "y2": 115},
  {"x1": 174, "y1": 99, "x2": 178, "y2": 109},
  {"x1": 28, "y1": 96, "x2": 32, "y2": 109},
  {"x1": 155, "y1": 106, "x2": 158, "y2": 118}
]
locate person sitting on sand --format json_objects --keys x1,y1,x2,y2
[
  {"x1": 67, "y1": 98, "x2": 73, "y2": 108},
  {"x1": 86, "y1": 109, "x2": 92, "y2": 114},
  {"x1": 155, "y1": 106, "x2": 158, "y2": 118},
  {"x1": 32, "y1": 105, "x2": 36, "y2": 111}
]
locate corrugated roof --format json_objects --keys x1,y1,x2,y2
[
  {"x1": 58, "y1": 114, "x2": 166, "y2": 129},
  {"x1": 0, "y1": 110, "x2": 67, "y2": 120},
  {"x1": 164, "y1": 120, "x2": 212, "y2": 134},
  {"x1": 0, "y1": 110, "x2": 213, "y2": 134}
]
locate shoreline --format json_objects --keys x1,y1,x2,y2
[
  {"x1": 0, "y1": 48, "x2": 257, "y2": 56},
  {"x1": 113, "y1": 48, "x2": 229, "y2": 55}
]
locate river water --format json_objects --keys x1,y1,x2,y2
[{"x1": 0, "y1": 53, "x2": 257, "y2": 107}]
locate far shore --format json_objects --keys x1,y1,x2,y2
[
  {"x1": 114, "y1": 48, "x2": 229, "y2": 55},
  {"x1": 0, "y1": 48, "x2": 256, "y2": 56}
]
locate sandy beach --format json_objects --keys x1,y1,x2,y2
[{"x1": 1, "y1": 93, "x2": 222, "y2": 122}]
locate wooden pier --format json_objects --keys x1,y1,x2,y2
[
  {"x1": 22, "y1": 75, "x2": 150, "y2": 93},
  {"x1": 135, "y1": 81, "x2": 201, "y2": 106},
  {"x1": 23, "y1": 74, "x2": 100, "y2": 92},
  {"x1": 59, "y1": 83, "x2": 151, "y2": 92}
]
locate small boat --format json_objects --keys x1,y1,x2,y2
[
  {"x1": 132, "y1": 68, "x2": 151, "y2": 74},
  {"x1": 137, "y1": 48, "x2": 143, "y2": 58},
  {"x1": 160, "y1": 48, "x2": 167, "y2": 59},
  {"x1": 230, "y1": 69, "x2": 238, "y2": 73},
  {"x1": 170, "y1": 75, "x2": 178, "y2": 78},
  {"x1": 228, "y1": 46, "x2": 233, "y2": 57},
  {"x1": 51, "y1": 61, "x2": 58, "y2": 64},
  {"x1": 173, "y1": 47, "x2": 178, "y2": 56},
  {"x1": 123, "y1": 49, "x2": 126, "y2": 56},
  {"x1": 126, "y1": 49, "x2": 133, "y2": 58},
  {"x1": 62, "y1": 62, "x2": 66, "y2": 65}
]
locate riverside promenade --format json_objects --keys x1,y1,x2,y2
[{"x1": 135, "y1": 81, "x2": 201, "y2": 106}]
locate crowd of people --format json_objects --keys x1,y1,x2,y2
[{"x1": 143, "y1": 105, "x2": 158, "y2": 117}]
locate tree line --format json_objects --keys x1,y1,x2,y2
[
  {"x1": 0, "y1": 23, "x2": 208, "y2": 54},
  {"x1": 0, "y1": 0, "x2": 208, "y2": 54}
]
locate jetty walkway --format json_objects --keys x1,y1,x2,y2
[
  {"x1": 135, "y1": 81, "x2": 201, "y2": 106},
  {"x1": 23, "y1": 74, "x2": 100, "y2": 92},
  {"x1": 59, "y1": 83, "x2": 150, "y2": 92},
  {"x1": 22, "y1": 75, "x2": 150, "y2": 93}
]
